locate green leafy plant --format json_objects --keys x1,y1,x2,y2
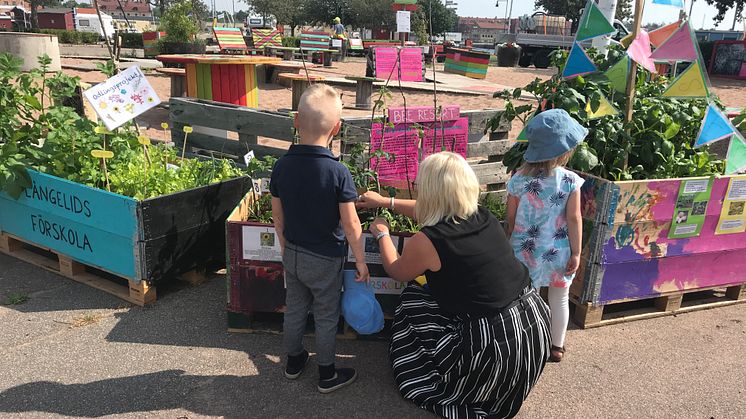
[
  {"x1": 480, "y1": 193, "x2": 507, "y2": 221},
  {"x1": 160, "y1": 0, "x2": 200, "y2": 43},
  {"x1": 489, "y1": 45, "x2": 723, "y2": 181},
  {"x1": 2, "y1": 292, "x2": 29, "y2": 305},
  {"x1": 0, "y1": 53, "x2": 244, "y2": 201}
]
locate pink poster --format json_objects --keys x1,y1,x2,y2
[
  {"x1": 371, "y1": 123, "x2": 419, "y2": 188},
  {"x1": 421, "y1": 118, "x2": 469, "y2": 159},
  {"x1": 374, "y1": 47, "x2": 423, "y2": 82}
]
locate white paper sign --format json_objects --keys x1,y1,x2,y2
[
  {"x1": 84, "y1": 66, "x2": 161, "y2": 130},
  {"x1": 331, "y1": 39, "x2": 343, "y2": 48},
  {"x1": 242, "y1": 225, "x2": 283, "y2": 262},
  {"x1": 396, "y1": 11, "x2": 411, "y2": 33},
  {"x1": 348, "y1": 233, "x2": 401, "y2": 264}
]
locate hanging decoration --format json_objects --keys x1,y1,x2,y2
[
  {"x1": 650, "y1": 21, "x2": 698, "y2": 62},
  {"x1": 662, "y1": 61, "x2": 709, "y2": 98},
  {"x1": 575, "y1": 1, "x2": 617, "y2": 41},
  {"x1": 652, "y1": 0, "x2": 685, "y2": 7},
  {"x1": 726, "y1": 135, "x2": 746, "y2": 174},
  {"x1": 693, "y1": 104, "x2": 740, "y2": 148},
  {"x1": 585, "y1": 94, "x2": 620, "y2": 119},
  {"x1": 562, "y1": 42, "x2": 598, "y2": 79},
  {"x1": 627, "y1": 29, "x2": 657, "y2": 73},
  {"x1": 649, "y1": 21, "x2": 681, "y2": 48},
  {"x1": 604, "y1": 55, "x2": 631, "y2": 93}
]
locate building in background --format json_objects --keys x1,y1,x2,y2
[
  {"x1": 458, "y1": 17, "x2": 508, "y2": 44},
  {"x1": 37, "y1": 8, "x2": 75, "y2": 30},
  {"x1": 97, "y1": 0, "x2": 151, "y2": 19}
]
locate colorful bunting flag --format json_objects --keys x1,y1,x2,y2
[
  {"x1": 562, "y1": 42, "x2": 597, "y2": 79},
  {"x1": 649, "y1": 21, "x2": 681, "y2": 48},
  {"x1": 516, "y1": 125, "x2": 529, "y2": 143},
  {"x1": 662, "y1": 61, "x2": 709, "y2": 98},
  {"x1": 627, "y1": 29, "x2": 657, "y2": 74},
  {"x1": 650, "y1": 21, "x2": 698, "y2": 62},
  {"x1": 726, "y1": 135, "x2": 746, "y2": 174},
  {"x1": 604, "y1": 56, "x2": 630, "y2": 93},
  {"x1": 585, "y1": 94, "x2": 620, "y2": 119},
  {"x1": 575, "y1": 1, "x2": 616, "y2": 41},
  {"x1": 652, "y1": 0, "x2": 685, "y2": 7},
  {"x1": 694, "y1": 104, "x2": 738, "y2": 148}
]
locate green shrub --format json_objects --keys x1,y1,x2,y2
[
  {"x1": 282, "y1": 36, "x2": 299, "y2": 48},
  {"x1": 40, "y1": 29, "x2": 99, "y2": 44},
  {"x1": 118, "y1": 32, "x2": 144, "y2": 48},
  {"x1": 160, "y1": 0, "x2": 199, "y2": 43}
]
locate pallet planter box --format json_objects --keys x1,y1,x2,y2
[
  {"x1": 0, "y1": 168, "x2": 251, "y2": 305},
  {"x1": 571, "y1": 173, "x2": 746, "y2": 328}
]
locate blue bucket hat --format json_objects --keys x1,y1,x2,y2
[
  {"x1": 341, "y1": 270, "x2": 384, "y2": 335},
  {"x1": 523, "y1": 109, "x2": 588, "y2": 163}
]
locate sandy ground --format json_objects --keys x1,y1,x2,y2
[{"x1": 1, "y1": 253, "x2": 745, "y2": 418}]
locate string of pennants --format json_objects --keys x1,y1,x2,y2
[{"x1": 518, "y1": 0, "x2": 746, "y2": 174}]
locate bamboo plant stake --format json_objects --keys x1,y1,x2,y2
[
  {"x1": 622, "y1": 0, "x2": 645, "y2": 170},
  {"x1": 138, "y1": 135, "x2": 151, "y2": 197}
]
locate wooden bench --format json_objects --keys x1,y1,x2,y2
[
  {"x1": 265, "y1": 61, "x2": 316, "y2": 85},
  {"x1": 266, "y1": 46, "x2": 301, "y2": 60},
  {"x1": 277, "y1": 73, "x2": 326, "y2": 110},
  {"x1": 155, "y1": 67, "x2": 186, "y2": 98},
  {"x1": 344, "y1": 76, "x2": 383, "y2": 110}
]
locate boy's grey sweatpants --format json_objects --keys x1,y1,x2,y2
[{"x1": 282, "y1": 242, "x2": 345, "y2": 366}]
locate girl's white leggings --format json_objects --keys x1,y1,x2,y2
[{"x1": 548, "y1": 286, "x2": 570, "y2": 348}]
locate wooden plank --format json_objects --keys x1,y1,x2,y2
[
  {"x1": 170, "y1": 98, "x2": 295, "y2": 141},
  {"x1": 470, "y1": 162, "x2": 509, "y2": 185},
  {"x1": 467, "y1": 140, "x2": 511, "y2": 158}
]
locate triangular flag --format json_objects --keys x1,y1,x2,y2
[
  {"x1": 662, "y1": 61, "x2": 708, "y2": 98},
  {"x1": 585, "y1": 94, "x2": 620, "y2": 120},
  {"x1": 516, "y1": 125, "x2": 529, "y2": 143},
  {"x1": 694, "y1": 104, "x2": 738, "y2": 147},
  {"x1": 652, "y1": 0, "x2": 684, "y2": 7},
  {"x1": 620, "y1": 33, "x2": 634, "y2": 48},
  {"x1": 627, "y1": 29, "x2": 657, "y2": 73},
  {"x1": 725, "y1": 134, "x2": 746, "y2": 174},
  {"x1": 649, "y1": 21, "x2": 680, "y2": 48},
  {"x1": 604, "y1": 56, "x2": 630, "y2": 93},
  {"x1": 562, "y1": 42, "x2": 597, "y2": 79},
  {"x1": 650, "y1": 21, "x2": 698, "y2": 61},
  {"x1": 575, "y1": 1, "x2": 616, "y2": 41}
]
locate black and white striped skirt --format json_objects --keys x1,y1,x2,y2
[{"x1": 390, "y1": 284, "x2": 551, "y2": 419}]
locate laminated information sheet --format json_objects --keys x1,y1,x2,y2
[
  {"x1": 668, "y1": 177, "x2": 713, "y2": 239},
  {"x1": 715, "y1": 175, "x2": 746, "y2": 235}
]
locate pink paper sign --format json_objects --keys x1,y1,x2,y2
[
  {"x1": 421, "y1": 118, "x2": 469, "y2": 159},
  {"x1": 374, "y1": 47, "x2": 423, "y2": 82},
  {"x1": 388, "y1": 105, "x2": 460, "y2": 124},
  {"x1": 371, "y1": 123, "x2": 419, "y2": 187}
]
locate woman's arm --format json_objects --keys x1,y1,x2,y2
[
  {"x1": 565, "y1": 189, "x2": 582, "y2": 275},
  {"x1": 356, "y1": 191, "x2": 416, "y2": 219},
  {"x1": 506, "y1": 194, "x2": 519, "y2": 239},
  {"x1": 369, "y1": 218, "x2": 440, "y2": 282}
]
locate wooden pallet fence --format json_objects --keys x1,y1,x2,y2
[
  {"x1": 570, "y1": 173, "x2": 746, "y2": 327},
  {"x1": 169, "y1": 98, "x2": 512, "y2": 196},
  {"x1": 0, "y1": 168, "x2": 250, "y2": 305}
]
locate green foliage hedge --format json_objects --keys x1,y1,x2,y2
[
  {"x1": 282, "y1": 36, "x2": 299, "y2": 48},
  {"x1": 40, "y1": 29, "x2": 100, "y2": 44},
  {"x1": 117, "y1": 32, "x2": 144, "y2": 48}
]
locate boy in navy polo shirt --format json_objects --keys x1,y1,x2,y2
[{"x1": 270, "y1": 84, "x2": 369, "y2": 393}]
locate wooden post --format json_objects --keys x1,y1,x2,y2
[
  {"x1": 290, "y1": 79, "x2": 308, "y2": 110},
  {"x1": 622, "y1": 0, "x2": 645, "y2": 170},
  {"x1": 355, "y1": 80, "x2": 374, "y2": 109}
]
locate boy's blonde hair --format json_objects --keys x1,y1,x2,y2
[
  {"x1": 415, "y1": 152, "x2": 480, "y2": 227},
  {"x1": 296, "y1": 84, "x2": 343, "y2": 140},
  {"x1": 519, "y1": 149, "x2": 575, "y2": 177}
]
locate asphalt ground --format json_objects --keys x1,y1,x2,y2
[{"x1": 1, "y1": 252, "x2": 744, "y2": 419}]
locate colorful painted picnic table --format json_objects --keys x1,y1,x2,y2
[{"x1": 156, "y1": 54, "x2": 280, "y2": 107}]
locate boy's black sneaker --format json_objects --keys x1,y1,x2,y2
[
  {"x1": 317, "y1": 368, "x2": 357, "y2": 393},
  {"x1": 284, "y1": 350, "x2": 309, "y2": 380}
]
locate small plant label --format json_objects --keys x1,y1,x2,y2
[
  {"x1": 347, "y1": 233, "x2": 401, "y2": 265},
  {"x1": 90, "y1": 150, "x2": 114, "y2": 159},
  {"x1": 84, "y1": 66, "x2": 161, "y2": 131}
]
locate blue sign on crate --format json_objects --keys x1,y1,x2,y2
[{"x1": 0, "y1": 170, "x2": 140, "y2": 279}]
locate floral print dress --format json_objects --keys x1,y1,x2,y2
[{"x1": 507, "y1": 167, "x2": 584, "y2": 288}]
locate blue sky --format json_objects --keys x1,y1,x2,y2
[{"x1": 457, "y1": 0, "x2": 743, "y2": 30}]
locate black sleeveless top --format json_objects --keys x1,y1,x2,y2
[{"x1": 420, "y1": 206, "x2": 531, "y2": 317}]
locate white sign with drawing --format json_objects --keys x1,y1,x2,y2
[
  {"x1": 242, "y1": 225, "x2": 283, "y2": 262},
  {"x1": 84, "y1": 66, "x2": 161, "y2": 130}
]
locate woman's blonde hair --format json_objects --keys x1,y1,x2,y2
[
  {"x1": 415, "y1": 152, "x2": 480, "y2": 227},
  {"x1": 519, "y1": 149, "x2": 575, "y2": 177}
]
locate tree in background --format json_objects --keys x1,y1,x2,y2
[
  {"x1": 303, "y1": 0, "x2": 353, "y2": 27},
  {"x1": 704, "y1": 0, "x2": 745, "y2": 29},
  {"x1": 249, "y1": 0, "x2": 307, "y2": 35},
  {"x1": 160, "y1": 0, "x2": 199, "y2": 41},
  {"x1": 29, "y1": 0, "x2": 60, "y2": 29},
  {"x1": 234, "y1": 9, "x2": 249, "y2": 23},
  {"x1": 534, "y1": 0, "x2": 633, "y2": 26},
  {"x1": 417, "y1": 0, "x2": 458, "y2": 35},
  {"x1": 348, "y1": 0, "x2": 394, "y2": 31}
]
